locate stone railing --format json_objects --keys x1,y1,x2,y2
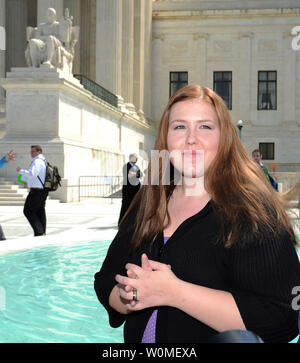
[
  {"x1": 74, "y1": 74, "x2": 118, "y2": 108},
  {"x1": 270, "y1": 172, "x2": 300, "y2": 193}
]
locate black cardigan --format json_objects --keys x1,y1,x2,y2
[{"x1": 94, "y1": 201, "x2": 300, "y2": 343}]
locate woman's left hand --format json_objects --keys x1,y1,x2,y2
[{"x1": 115, "y1": 254, "x2": 178, "y2": 311}]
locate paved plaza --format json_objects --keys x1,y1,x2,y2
[
  {"x1": 0, "y1": 197, "x2": 299, "y2": 257},
  {"x1": 0, "y1": 198, "x2": 121, "y2": 255}
]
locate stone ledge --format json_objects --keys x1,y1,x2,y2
[
  {"x1": 7, "y1": 65, "x2": 82, "y2": 85},
  {"x1": 153, "y1": 7, "x2": 300, "y2": 20},
  {"x1": 0, "y1": 76, "x2": 153, "y2": 132}
]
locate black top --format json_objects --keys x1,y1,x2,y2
[
  {"x1": 122, "y1": 162, "x2": 141, "y2": 197},
  {"x1": 94, "y1": 201, "x2": 300, "y2": 343}
]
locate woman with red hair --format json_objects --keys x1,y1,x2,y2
[{"x1": 95, "y1": 85, "x2": 300, "y2": 343}]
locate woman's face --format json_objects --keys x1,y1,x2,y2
[{"x1": 167, "y1": 99, "x2": 221, "y2": 178}]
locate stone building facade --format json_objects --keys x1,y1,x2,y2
[
  {"x1": 0, "y1": 0, "x2": 153, "y2": 122},
  {"x1": 152, "y1": 0, "x2": 300, "y2": 170},
  {"x1": 0, "y1": 0, "x2": 299, "y2": 199},
  {"x1": 0, "y1": 0, "x2": 156, "y2": 201}
]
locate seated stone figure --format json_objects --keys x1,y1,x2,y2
[{"x1": 25, "y1": 8, "x2": 79, "y2": 74}]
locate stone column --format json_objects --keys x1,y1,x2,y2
[
  {"x1": 64, "y1": 0, "x2": 81, "y2": 75},
  {"x1": 37, "y1": 0, "x2": 63, "y2": 24},
  {"x1": 121, "y1": 0, "x2": 135, "y2": 113},
  {"x1": 0, "y1": 0, "x2": 5, "y2": 107},
  {"x1": 5, "y1": 0, "x2": 28, "y2": 71},
  {"x1": 27, "y1": 0, "x2": 38, "y2": 27},
  {"x1": 80, "y1": 0, "x2": 96, "y2": 81},
  {"x1": 237, "y1": 32, "x2": 254, "y2": 125},
  {"x1": 193, "y1": 33, "x2": 209, "y2": 86},
  {"x1": 283, "y1": 32, "x2": 296, "y2": 125},
  {"x1": 96, "y1": 0, "x2": 122, "y2": 97},
  {"x1": 133, "y1": 0, "x2": 145, "y2": 119},
  {"x1": 143, "y1": 0, "x2": 153, "y2": 120},
  {"x1": 151, "y1": 33, "x2": 165, "y2": 123}
]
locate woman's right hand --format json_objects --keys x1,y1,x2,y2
[
  {"x1": 118, "y1": 254, "x2": 153, "y2": 307},
  {"x1": 117, "y1": 254, "x2": 173, "y2": 310},
  {"x1": 117, "y1": 268, "x2": 138, "y2": 306},
  {"x1": 109, "y1": 255, "x2": 152, "y2": 314}
]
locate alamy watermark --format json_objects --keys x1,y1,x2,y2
[
  {"x1": 0, "y1": 286, "x2": 6, "y2": 311},
  {"x1": 291, "y1": 26, "x2": 300, "y2": 51},
  {"x1": 0, "y1": 26, "x2": 5, "y2": 51},
  {"x1": 291, "y1": 286, "x2": 300, "y2": 311},
  {"x1": 127, "y1": 149, "x2": 205, "y2": 196}
]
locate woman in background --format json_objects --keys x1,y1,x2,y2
[{"x1": 94, "y1": 85, "x2": 300, "y2": 343}]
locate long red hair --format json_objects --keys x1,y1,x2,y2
[{"x1": 124, "y1": 85, "x2": 297, "y2": 251}]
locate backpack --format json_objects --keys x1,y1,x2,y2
[
  {"x1": 261, "y1": 165, "x2": 278, "y2": 191},
  {"x1": 269, "y1": 174, "x2": 278, "y2": 191},
  {"x1": 38, "y1": 160, "x2": 62, "y2": 192}
]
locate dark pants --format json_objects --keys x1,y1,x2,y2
[
  {"x1": 118, "y1": 185, "x2": 140, "y2": 225},
  {"x1": 0, "y1": 224, "x2": 5, "y2": 240},
  {"x1": 23, "y1": 189, "x2": 49, "y2": 236}
]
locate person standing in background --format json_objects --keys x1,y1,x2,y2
[
  {"x1": 0, "y1": 150, "x2": 17, "y2": 240},
  {"x1": 118, "y1": 154, "x2": 142, "y2": 225},
  {"x1": 252, "y1": 149, "x2": 278, "y2": 190},
  {"x1": 17, "y1": 145, "x2": 48, "y2": 237}
]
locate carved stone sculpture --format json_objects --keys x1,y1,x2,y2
[{"x1": 25, "y1": 8, "x2": 79, "y2": 74}]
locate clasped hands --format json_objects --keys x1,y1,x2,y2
[{"x1": 115, "y1": 254, "x2": 179, "y2": 311}]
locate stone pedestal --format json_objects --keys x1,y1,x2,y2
[
  {"x1": 3, "y1": 66, "x2": 82, "y2": 139},
  {"x1": 0, "y1": 66, "x2": 155, "y2": 202},
  {"x1": 0, "y1": 66, "x2": 83, "y2": 202}
]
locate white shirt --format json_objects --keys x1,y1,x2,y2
[{"x1": 20, "y1": 154, "x2": 47, "y2": 189}]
